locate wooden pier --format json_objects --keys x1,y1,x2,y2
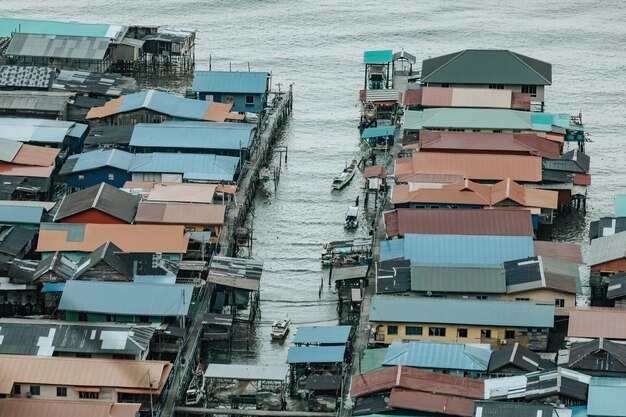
[
  {"x1": 175, "y1": 407, "x2": 334, "y2": 416},
  {"x1": 159, "y1": 87, "x2": 293, "y2": 417}
]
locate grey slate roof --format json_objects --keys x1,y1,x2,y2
[
  {"x1": 32, "y1": 252, "x2": 77, "y2": 282},
  {"x1": 376, "y1": 259, "x2": 411, "y2": 294},
  {"x1": 411, "y1": 265, "x2": 506, "y2": 293},
  {"x1": 0, "y1": 91, "x2": 73, "y2": 113},
  {"x1": 6, "y1": 33, "x2": 110, "y2": 60},
  {"x1": 83, "y1": 125, "x2": 135, "y2": 148},
  {"x1": 488, "y1": 342, "x2": 555, "y2": 373},
  {"x1": 421, "y1": 49, "x2": 552, "y2": 85},
  {"x1": 474, "y1": 401, "x2": 554, "y2": 417},
  {"x1": 542, "y1": 169, "x2": 573, "y2": 183},
  {"x1": 568, "y1": 339, "x2": 626, "y2": 373},
  {"x1": 0, "y1": 226, "x2": 36, "y2": 256},
  {"x1": 504, "y1": 257, "x2": 543, "y2": 293},
  {"x1": 589, "y1": 217, "x2": 626, "y2": 240},
  {"x1": 607, "y1": 273, "x2": 626, "y2": 299},
  {"x1": 54, "y1": 182, "x2": 140, "y2": 223},
  {"x1": 74, "y1": 241, "x2": 133, "y2": 280},
  {"x1": 0, "y1": 319, "x2": 154, "y2": 356},
  {"x1": 526, "y1": 367, "x2": 590, "y2": 401},
  {"x1": 587, "y1": 232, "x2": 626, "y2": 267},
  {"x1": 542, "y1": 150, "x2": 590, "y2": 174},
  {"x1": 52, "y1": 69, "x2": 137, "y2": 97}
]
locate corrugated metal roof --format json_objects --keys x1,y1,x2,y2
[
  {"x1": 53, "y1": 69, "x2": 137, "y2": 97},
  {"x1": 129, "y1": 152, "x2": 239, "y2": 182},
  {"x1": 84, "y1": 125, "x2": 135, "y2": 147},
  {"x1": 419, "y1": 108, "x2": 533, "y2": 130},
  {"x1": 0, "y1": 117, "x2": 78, "y2": 144},
  {"x1": 534, "y1": 241, "x2": 583, "y2": 264},
  {"x1": 376, "y1": 259, "x2": 412, "y2": 294},
  {"x1": 0, "y1": 399, "x2": 140, "y2": 417},
  {"x1": 403, "y1": 110, "x2": 424, "y2": 130},
  {"x1": 6, "y1": 33, "x2": 110, "y2": 60},
  {"x1": 0, "y1": 17, "x2": 125, "y2": 39},
  {"x1": 389, "y1": 387, "x2": 475, "y2": 416},
  {"x1": 396, "y1": 152, "x2": 543, "y2": 182},
  {"x1": 364, "y1": 50, "x2": 393, "y2": 64},
  {"x1": 416, "y1": 86, "x2": 515, "y2": 109},
  {"x1": 616, "y1": 195, "x2": 626, "y2": 217},
  {"x1": 12, "y1": 143, "x2": 59, "y2": 167},
  {"x1": 0, "y1": 161, "x2": 54, "y2": 178},
  {"x1": 568, "y1": 307, "x2": 626, "y2": 340},
  {"x1": 383, "y1": 341, "x2": 491, "y2": 371},
  {"x1": 587, "y1": 232, "x2": 626, "y2": 267},
  {"x1": 293, "y1": 325, "x2": 351, "y2": 346},
  {"x1": 420, "y1": 49, "x2": 551, "y2": 85},
  {"x1": 191, "y1": 71, "x2": 268, "y2": 94},
  {"x1": 0, "y1": 354, "x2": 171, "y2": 394},
  {"x1": 588, "y1": 378, "x2": 626, "y2": 417},
  {"x1": 130, "y1": 122, "x2": 254, "y2": 150},
  {"x1": 331, "y1": 265, "x2": 369, "y2": 281},
  {"x1": 385, "y1": 208, "x2": 534, "y2": 238},
  {"x1": 146, "y1": 182, "x2": 216, "y2": 204},
  {"x1": 74, "y1": 241, "x2": 133, "y2": 280},
  {"x1": 0, "y1": 90, "x2": 73, "y2": 112},
  {"x1": 0, "y1": 227, "x2": 36, "y2": 256},
  {"x1": 204, "y1": 364, "x2": 288, "y2": 381},
  {"x1": 370, "y1": 296, "x2": 555, "y2": 328},
  {"x1": 403, "y1": 234, "x2": 534, "y2": 267},
  {"x1": 59, "y1": 280, "x2": 194, "y2": 317},
  {"x1": 54, "y1": 183, "x2": 140, "y2": 223},
  {"x1": 0, "y1": 205, "x2": 43, "y2": 224},
  {"x1": 59, "y1": 148, "x2": 133, "y2": 175},
  {"x1": 135, "y1": 201, "x2": 225, "y2": 225},
  {"x1": 360, "y1": 348, "x2": 388, "y2": 373},
  {"x1": 474, "y1": 401, "x2": 555, "y2": 417},
  {"x1": 0, "y1": 201, "x2": 55, "y2": 213},
  {"x1": 607, "y1": 273, "x2": 626, "y2": 299},
  {"x1": 488, "y1": 342, "x2": 555, "y2": 373},
  {"x1": 0, "y1": 65, "x2": 55, "y2": 89},
  {"x1": 287, "y1": 345, "x2": 346, "y2": 364},
  {"x1": 0, "y1": 138, "x2": 22, "y2": 163},
  {"x1": 361, "y1": 125, "x2": 396, "y2": 139},
  {"x1": 87, "y1": 89, "x2": 234, "y2": 122},
  {"x1": 411, "y1": 265, "x2": 506, "y2": 293},
  {"x1": 379, "y1": 238, "x2": 405, "y2": 261}
]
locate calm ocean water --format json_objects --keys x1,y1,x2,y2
[{"x1": 2, "y1": 0, "x2": 625, "y2": 366}]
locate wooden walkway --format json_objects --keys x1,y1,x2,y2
[{"x1": 176, "y1": 407, "x2": 334, "y2": 416}]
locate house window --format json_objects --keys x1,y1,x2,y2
[
  {"x1": 457, "y1": 328, "x2": 468, "y2": 338},
  {"x1": 476, "y1": 295, "x2": 487, "y2": 300},
  {"x1": 57, "y1": 387, "x2": 67, "y2": 397},
  {"x1": 14, "y1": 384, "x2": 20, "y2": 395},
  {"x1": 472, "y1": 129, "x2": 481, "y2": 132},
  {"x1": 493, "y1": 129, "x2": 502, "y2": 133},
  {"x1": 516, "y1": 297, "x2": 530, "y2": 301},
  {"x1": 108, "y1": 173, "x2": 115, "y2": 181},
  {"x1": 555, "y1": 298, "x2": 565, "y2": 308},
  {"x1": 79, "y1": 391, "x2": 99, "y2": 399},
  {"x1": 429, "y1": 327, "x2": 446, "y2": 337},
  {"x1": 387, "y1": 325, "x2": 398, "y2": 335},
  {"x1": 521, "y1": 85, "x2": 537, "y2": 96},
  {"x1": 481, "y1": 329, "x2": 492, "y2": 339},
  {"x1": 405, "y1": 326, "x2": 423, "y2": 336},
  {"x1": 489, "y1": 84, "x2": 505, "y2": 89},
  {"x1": 440, "y1": 83, "x2": 450, "y2": 88},
  {"x1": 78, "y1": 174, "x2": 85, "y2": 181},
  {"x1": 29, "y1": 386, "x2": 40, "y2": 396},
  {"x1": 76, "y1": 353, "x2": 92, "y2": 358},
  {"x1": 505, "y1": 330, "x2": 516, "y2": 339},
  {"x1": 245, "y1": 95, "x2": 255, "y2": 104}
]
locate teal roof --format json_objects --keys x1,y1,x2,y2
[
  {"x1": 293, "y1": 325, "x2": 351, "y2": 345},
  {"x1": 370, "y1": 296, "x2": 555, "y2": 328},
  {"x1": 379, "y1": 239, "x2": 405, "y2": 261},
  {"x1": 0, "y1": 18, "x2": 123, "y2": 39},
  {"x1": 420, "y1": 108, "x2": 533, "y2": 130},
  {"x1": 360, "y1": 348, "x2": 387, "y2": 373},
  {"x1": 0, "y1": 205, "x2": 43, "y2": 225},
  {"x1": 287, "y1": 346, "x2": 345, "y2": 364},
  {"x1": 361, "y1": 125, "x2": 396, "y2": 140},
  {"x1": 192, "y1": 71, "x2": 268, "y2": 94},
  {"x1": 411, "y1": 266, "x2": 506, "y2": 293},
  {"x1": 383, "y1": 341, "x2": 491, "y2": 371},
  {"x1": 364, "y1": 50, "x2": 393, "y2": 64},
  {"x1": 588, "y1": 377, "x2": 626, "y2": 416},
  {"x1": 616, "y1": 195, "x2": 626, "y2": 217},
  {"x1": 421, "y1": 49, "x2": 552, "y2": 85}
]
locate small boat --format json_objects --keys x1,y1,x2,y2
[
  {"x1": 344, "y1": 206, "x2": 359, "y2": 229},
  {"x1": 260, "y1": 167, "x2": 271, "y2": 181},
  {"x1": 271, "y1": 318, "x2": 291, "y2": 340},
  {"x1": 331, "y1": 159, "x2": 358, "y2": 190}
]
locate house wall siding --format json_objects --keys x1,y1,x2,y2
[
  {"x1": 66, "y1": 168, "x2": 130, "y2": 189},
  {"x1": 59, "y1": 209, "x2": 128, "y2": 225}
]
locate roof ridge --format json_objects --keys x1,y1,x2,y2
[
  {"x1": 143, "y1": 90, "x2": 155, "y2": 109},
  {"x1": 93, "y1": 182, "x2": 105, "y2": 209},
  {"x1": 509, "y1": 51, "x2": 551, "y2": 85}
]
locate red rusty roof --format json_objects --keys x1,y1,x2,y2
[
  {"x1": 364, "y1": 165, "x2": 387, "y2": 179},
  {"x1": 534, "y1": 240, "x2": 583, "y2": 264},
  {"x1": 573, "y1": 173, "x2": 592, "y2": 186},
  {"x1": 384, "y1": 208, "x2": 534, "y2": 238},
  {"x1": 389, "y1": 388, "x2": 476, "y2": 417},
  {"x1": 568, "y1": 307, "x2": 626, "y2": 340}
]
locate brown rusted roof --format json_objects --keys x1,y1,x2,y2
[
  {"x1": 351, "y1": 365, "x2": 483, "y2": 399},
  {"x1": 568, "y1": 307, "x2": 626, "y2": 339},
  {"x1": 146, "y1": 182, "x2": 217, "y2": 204},
  {"x1": 418, "y1": 131, "x2": 560, "y2": 159},
  {"x1": 0, "y1": 354, "x2": 172, "y2": 394},
  {"x1": 36, "y1": 224, "x2": 189, "y2": 254},
  {"x1": 534, "y1": 241, "x2": 583, "y2": 264},
  {"x1": 389, "y1": 388, "x2": 476, "y2": 417},
  {"x1": 395, "y1": 152, "x2": 543, "y2": 182},
  {"x1": 364, "y1": 165, "x2": 387, "y2": 179},
  {"x1": 0, "y1": 399, "x2": 141, "y2": 417},
  {"x1": 511, "y1": 92, "x2": 531, "y2": 110},
  {"x1": 384, "y1": 208, "x2": 533, "y2": 238},
  {"x1": 135, "y1": 201, "x2": 225, "y2": 226},
  {"x1": 11, "y1": 144, "x2": 60, "y2": 167},
  {"x1": 404, "y1": 87, "x2": 526, "y2": 111},
  {"x1": 491, "y1": 179, "x2": 558, "y2": 209},
  {"x1": 0, "y1": 162, "x2": 54, "y2": 178},
  {"x1": 395, "y1": 172, "x2": 463, "y2": 185},
  {"x1": 203, "y1": 101, "x2": 235, "y2": 122},
  {"x1": 573, "y1": 173, "x2": 592, "y2": 185},
  {"x1": 403, "y1": 88, "x2": 423, "y2": 105}
]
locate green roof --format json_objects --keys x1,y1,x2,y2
[
  {"x1": 359, "y1": 348, "x2": 387, "y2": 373},
  {"x1": 421, "y1": 49, "x2": 552, "y2": 85},
  {"x1": 403, "y1": 109, "x2": 424, "y2": 131},
  {"x1": 364, "y1": 50, "x2": 393, "y2": 64},
  {"x1": 411, "y1": 266, "x2": 506, "y2": 293},
  {"x1": 0, "y1": 17, "x2": 121, "y2": 39}
]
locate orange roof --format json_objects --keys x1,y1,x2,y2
[
  {"x1": 225, "y1": 112, "x2": 246, "y2": 121},
  {"x1": 0, "y1": 355, "x2": 172, "y2": 395},
  {"x1": 491, "y1": 178, "x2": 558, "y2": 209},
  {"x1": 11, "y1": 144, "x2": 59, "y2": 167},
  {"x1": 203, "y1": 102, "x2": 235, "y2": 122},
  {"x1": 396, "y1": 152, "x2": 543, "y2": 182},
  {"x1": 146, "y1": 182, "x2": 217, "y2": 204},
  {"x1": 135, "y1": 201, "x2": 225, "y2": 226},
  {"x1": 0, "y1": 399, "x2": 140, "y2": 417},
  {"x1": 36, "y1": 224, "x2": 189, "y2": 254},
  {"x1": 0, "y1": 162, "x2": 54, "y2": 178},
  {"x1": 364, "y1": 165, "x2": 387, "y2": 179}
]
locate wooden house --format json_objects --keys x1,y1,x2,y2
[
  {"x1": 191, "y1": 71, "x2": 269, "y2": 114},
  {"x1": 134, "y1": 201, "x2": 225, "y2": 236},
  {"x1": 54, "y1": 183, "x2": 140, "y2": 224},
  {"x1": 59, "y1": 149, "x2": 133, "y2": 189}
]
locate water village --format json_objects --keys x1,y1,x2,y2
[{"x1": 0, "y1": 15, "x2": 623, "y2": 417}]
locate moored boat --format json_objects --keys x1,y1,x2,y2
[
  {"x1": 331, "y1": 159, "x2": 358, "y2": 190},
  {"x1": 344, "y1": 206, "x2": 359, "y2": 229},
  {"x1": 271, "y1": 318, "x2": 291, "y2": 339}
]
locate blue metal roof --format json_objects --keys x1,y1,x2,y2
[
  {"x1": 379, "y1": 239, "x2": 405, "y2": 261},
  {"x1": 59, "y1": 280, "x2": 194, "y2": 317},
  {"x1": 287, "y1": 346, "x2": 346, "y2": 364},
  {"x1": 364, "y1": 50, "x2": 393, "y2": 64},
  {"x1": 383, "y1": 341, "x2": 491, "y2": 371},
  {"x1": 370, "y1": 296, "x2": 555, "y2": 328},
  {"x1": 616, "y1": 195, "x2": 626, "y2": 217},
  {"x1": 65, "y1": 149, "x2": 134, "y2": 173},
  {"x1": 192, "y1": 71, "x2": 268, "y2": 94},
  {"x1": 129, "y1": 153, "x2": 239, "y2": 182},
  {"x1": 588, "y1": 377, "x2": 626, "y2": 416},
  {"x1": 293, "y1": 325, "x2": 351, "y2": 345},
  {"x1": 41, "y1": 282, "x2": 66, "y2": 293},
  {"x1": 0, "y1": 18, "x2": 121, "y2": 38},
  {"x1": 0, "y1": 205, "x2": 43, "y2": 224},
  {"x1": 68, "y1": 122, "x2": 88, "y2": 139},
  {"x1": 130, "y1": 122, "x2": 254, "y2": 150},
  {"x1": 403, "y1": 234, "x2": 534, "y2": 267},
  {"x1": 571, "y1": 406, "x2": 588, "y2": 417},
  {"x1": 361, "y1": 125, "x2": 396, "y2": 140},
  {"x1": 0, "y1": 117, "x2": 77, "y2": 144},
  {"x1": 118, "y1": 90, "x2": 218, "y2": 121}
]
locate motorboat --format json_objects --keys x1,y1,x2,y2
[
  {"x1": 331, "y1": 159, "x2": 358, "y2": 190},
  {"x1": 344, "y1": 206, "x2": 359, "y2": 229},
  {"x1": 271, "y1": 318, "x2": 291, "y2": 340}
]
